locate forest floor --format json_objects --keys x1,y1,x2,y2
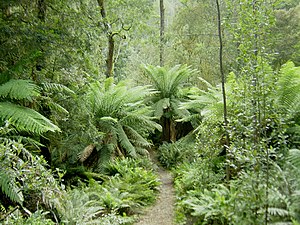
[{"x1": 135, "y1": 152, "x2": 175, "y2": 225}]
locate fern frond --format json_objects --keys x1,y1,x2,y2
[
  {"x1": 116, "y1": 124, "x2": 137, "y2": 158},
  {"x1": 124, "y1": 111, "x2": 162, "y2": 132},
  {"x1": 269, "y1": 222, "x2": 293, "y2": 225},
  {"x1": 276, "y1": 62, "x2": 300, "y2": 113},
  {"x1": 0, "y1": 79, "x2": 40, "y2": 101},
  {"x1": 287, "y1": 149, "x2": 300, "y2": 168},
  {"x1": 45, "y1": 101, "x2": 69, "y2": 114},
  {"x1": 123, "y1": 125, "x2": 151, "y2": 148},
  {"x1": 154, "y1": 98, "x2": 170, "y2": 118},
  {"x1": 268, "y1": 207, "x2": 290, "y2": 217},
  {"x1": 0, "y1": 170, "x2": 23, "y2": 205},
  {"x1": 171, "y1": 98, "x2": 189, "y2": 118},
  {"x1": 41, "y1": 82, "x2": 74, "y2": 94},
  {"x1": 135, "y1": 147, "x2": 150, "y2": 156},
  {"x1": 0, "y1": 102, "x2": 60, "y2": 134}
]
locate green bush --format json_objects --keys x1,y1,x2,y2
[
  {"x1": 157, "y1": 135, "x2": 198, "y2": 169},
  {"x1": 173, "y1": 159, "x2": 224, "y2": 224},
  {"x1": 174, "y1": 159, "x2": 300, "y2": 225},
  {"x1": 0, "y1": 138, "x2": 64, "y2": 214},
  {"x1": 2, "y1": 210, "x2": 55, "y2": 225},
  {"x1": 90, "y1": 158, "x2": 160, "y2": 215}
]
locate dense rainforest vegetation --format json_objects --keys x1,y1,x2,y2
[{"x1": 0, "y1": 0, "x2": 300, "y2": 224}]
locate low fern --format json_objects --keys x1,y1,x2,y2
[{"x1": 0, "y1": 170, "x2": 23, "y2": 205}]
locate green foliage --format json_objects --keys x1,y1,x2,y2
[
  {"x1": 168, "y1": 1, "x2": 222, "y2": 84},
  {"x1": 144, "y1": 64, "x2": 194, "y2": 105},
  {"x1": 180, "y1": 80, "x2": 225, "y2": 125},
  {"x1": 271, "y1": 4, "x2": 300, "y2": 67},
  {"x1": 3, "y1": 210, "x2": 55, "y2": 225},
  {"x1": 174, "y1": 158, "x2": 225, "y2": 224},
  {"x1": 0, "y1": 170, "x2": 23, "y2": 205},
  {"x1": 0, "y1": 137, "x2": 64, "y2": 214},
  {"x1": 55, "y1": 188, "x2": 104, "y2": 225},
  {"x1": 100, "y1": 158, "x2": 160, "y2": 211},
  {"x1": 175, "y1": 161, "x2": 300, "y2": 224},
  {"x1": 54, "y1": 158, "x2": 159, "y2": 224},
  {"x1": 0, "y1": 79, "x2": 60, "y2": 135},
  {"x1": 143, "y1": 64, "x2": 195, "y2": 142},
  {"x1": 288, "y1": 149, "x2": 300, "y2": 168},
  {"x1": 275, "y1": 61, "x2": 300, "y2": 114},
  {"x1": 84, "y1": 78, "x2": 161, "y2": 161},
  {"x1": 157, "y1": 135, "x2": 198, "y2": 169},
  {"x1": 0, "y1": 79, "x2": 39, "y2": 100}
]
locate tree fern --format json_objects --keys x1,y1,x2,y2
[
  {"x1": 80, "y1": 78, "x2": 160, "y2": 164},
  {"x1": 143, "y1": 64, "x2": 195, "y2": 99},
  {"x1": 143, "y1": 64, "x2": 195, "y2": 141}
]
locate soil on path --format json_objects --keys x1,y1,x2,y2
[{"x1": 135, "y1": 166, "x2": 175, "y2": 225}]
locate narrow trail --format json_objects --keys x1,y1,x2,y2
[{"x1": 135, "y1": 165, "x2": 175, "y2": 225}]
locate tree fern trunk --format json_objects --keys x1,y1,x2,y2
[{"x1": 161, "y1": 116, "x2": 176, "y2": 143}]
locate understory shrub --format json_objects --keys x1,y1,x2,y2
[
  {"x1": 52, "y1": 157, "x2": 160, "y2": 224},
  {"x1": 100, "y1": 158, "x2": 161, "y2": 213},
  {"x1": 157, "y1": 134, "x2": 198, "y2": 169},
  {"x1": 2, "y1": 210, "x2": 55, "y2": 225},
  {"x1": 174, "y1": 158, "x2": 225, "y2": 225},
  {"x1": 0, "y1": 139, "x2": 65, "y2": 221},
  {"x1": 1, "y1": 152, "x2": 159, "y2": 224},
  {"x1": 174, "y1": 157, "x2": 300, "y2": 225}
]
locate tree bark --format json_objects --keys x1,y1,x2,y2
[
  {"x1": 161, "y1": 108, "x2": 176, "y2": 143},
  {"x1": 107, "y1": 34, "x2": 115, "y2": 78}
]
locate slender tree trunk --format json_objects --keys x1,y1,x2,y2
[
  {"x1": 216, "y1": 0, "x2": 230, "y2": 182},
  {"x1": 107, "y1": 35, "x2": 115, "y2": 78},
  {"x1": 159, "y1": 0, "x2": 165, "y2": 67},
  {"x1": 97, "y1": 0, "x2": 115, "y2": 78}
]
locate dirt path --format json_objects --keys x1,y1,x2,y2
[{"x1": 135, "y1": 166, "x2": 175, "y2": 225}]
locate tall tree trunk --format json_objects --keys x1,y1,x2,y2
[
  {"x1": 159, "y1": 0, "x2": 165, "y2": 67},
  {"x1": 216, "y1": 0, "x2": 230, "y2": 182},
  {"x1": 107, "y1": 35, "x2": 115, "y2": 78},
  {"x1": 97, "y1": 0, "x2": 115, "y2": 78}
]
